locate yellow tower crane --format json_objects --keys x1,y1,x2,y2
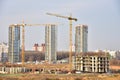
[
  {"x1": 20, "y1": 23, "x2": 58, "y2": 65},
  {"x1": 21, "y1": 21, "x2": 25, "y2": 65},
  {"x1": 46, "y1": 13, "x2": 77, "y2": 71}
]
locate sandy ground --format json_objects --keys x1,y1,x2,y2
[{"x1": 0, "y1": 73, "x2": 120, "y2": 80}]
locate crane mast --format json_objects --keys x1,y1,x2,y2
[
  {"x1": 22, "y1": 25, "x2": 25, "y2": 65},
  {"x1": 21, "y1": 20, "x2": 25, "y2": 65},
  {"x1": 69, "y1": 15, "x2": 72, "y2": 69}
]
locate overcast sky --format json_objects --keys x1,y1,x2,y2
[{"x1": 0, "y1": 0, "x2": 120, "y2": 51}]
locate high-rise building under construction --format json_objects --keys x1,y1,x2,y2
[
  {"x1": 45, "y1": 25, "x2": 57, "y2": 63},
  {"x1": 8, "y1": 25, "x2": 20, "y2": 63},
  {"x1": 75, "y1": 24, "x2": 88, "y2": 53}
]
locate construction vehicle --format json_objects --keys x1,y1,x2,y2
[{"x1": 46, "y1": 12, "x2": 77, "y2": 71}]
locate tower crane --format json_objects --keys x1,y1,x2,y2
[
  {"x1": 9, "y1": 24, "x2": 25, "y2": 65},
  {"x1": 21, "y1": 21, "x2": 25, "y2": 65},
  {"x1": 20, "y1": 23, "x2": 58, "y2": 65},
  {"x1": 46, "y1": 13, "x2": 77, "y2": 71}
]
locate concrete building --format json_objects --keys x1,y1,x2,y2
[
  {"x1": 8, "y1": 25, "x2": 21, "y2": 63},
  {"x1": 0, "y1": 42, "x2": 8, "y2": 62},
  {"x1": 104, "y1": 50, "x2": 118, "y2": 59},
  {"x1": 95, "y1": 49, "x2": 120, "y2": 59},
  {"x1": 45, "y1": 25, "x2": 57, "y2": 63},
  {"x1": 74, "y1": 53, "x2": 109, "y2": 73},
  {"x1": 39, "y1": 43, "x2": 45, "y2": 52},
  {"x1": 32, "y1": 43, "x2": 45, "y2": 52},
  {"x1": 33, "y1": 43, "x2": 39, "y2": 51},
  {"x1": 75, "y1": 24, "x2": 88, "y2": 53}
]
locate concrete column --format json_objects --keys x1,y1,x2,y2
[
  {"x1": 0, "y1": 67, "x2": 2, "y2": 71},
  {"x1": 2, "y1": 67, "x2": 5, "y2": 72}
]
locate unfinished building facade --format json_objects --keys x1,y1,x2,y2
[{"x1": 74, "y1": 53, "x2": 109, "y2": 73}]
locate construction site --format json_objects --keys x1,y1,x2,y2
[
  {"x1": 0, "y1": 13, "x2": 120, "y2": 80},
  {"x1": 1, "y1": 13, "x2": 77, "y2": 74}
]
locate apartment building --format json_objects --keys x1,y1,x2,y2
[
  {"x1": 45, "y1": 25, "x2": 57, "y2": 63},
  {"x1": 75, "y1": 24, "x2": 88, "y2": 53},
  {"x1": 8, "y1": 25, "x2": 20, "y2": 63},
  {"x1": 0, "y1": 42, "x2": 8, "y2": 62}
]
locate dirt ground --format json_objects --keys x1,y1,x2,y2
[{"x1": 0, "y1": 73, "x2": 120, "y2": 80}]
